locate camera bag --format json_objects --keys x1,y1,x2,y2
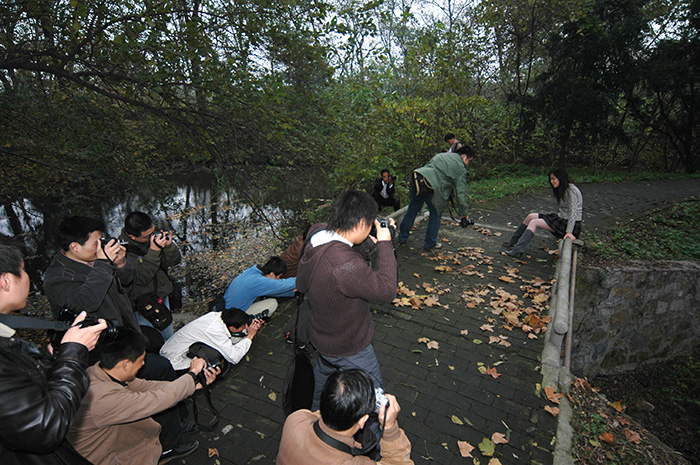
[
  {"x1": 412, "y1": 171, "x2": 434, "y2": 198},
  {"x1": 134, "y1": 292, "x2": 172, "y2": 330}
]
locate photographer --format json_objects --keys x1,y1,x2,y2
[
  {"x1": 44, "y1": 216, "x2": 176, "y2": 381},
  {"x1": 297, "y1": 189, "x2": 397, "y2": 413},
  {"x1": 372, "y1": 169, "x2": 400, "y2": 212},
  {"x1": 120, "y1": 211, "x2": 182, "y2": 342},
  {"x1": 67, "y1": 328, "x2": 219, "y2": 465},
  {"x1": 277, "y1": 369, "x2": 413, "y2": 464},
  {"x1": 160, "y1": 307, "x2": 263, "y2": 371},
  {"x1": 0, "y1": 243, "x2": 106, "y2": 464}
]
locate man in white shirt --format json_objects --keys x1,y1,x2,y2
[{"x1": 160, "y1": 308, "x2": 262, "y2": 371}]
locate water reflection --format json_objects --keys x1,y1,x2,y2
[{"x1": 0, "y1": 168, "x2": 331, "y2": 283}]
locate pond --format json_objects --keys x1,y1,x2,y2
[{"x1": 0, "y1": 167, "x2": 334, "y2": 290}]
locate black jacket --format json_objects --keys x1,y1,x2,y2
[{"x1": 0, "y1": 328, "x2": 92, "y2": 464}]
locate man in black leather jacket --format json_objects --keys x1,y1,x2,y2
[{"x1": 0, "y1": 243, "x2": 106, "y2": 464}]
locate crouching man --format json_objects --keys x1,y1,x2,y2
[
  {"x1": 67, "y1": 329, "x2": 218, "y2": 465},
  {"x1": 276, "y1": 369, "x2": 413, "y2": 464}
]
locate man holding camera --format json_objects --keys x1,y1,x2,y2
[
  {"x1": 372, "y1": 169, "x2": 400, "y2": 212},
  {"x1": 44, "y1": 216, "x2": 176, "y2": 381},
  {"x1": 277, "y1": 369, "x2": 413, "y2": 464},
  {"x1": 0, "y1": 243, "x2": 106, "y2": 464},
  {"x1": 159, "y1": 307, "x2": 263, "y2": 371},
  {"x1": 297, "y1": 189, "x2": 397, "y2": 412},
  {"x1": 120, "y1": 211, "x2": 182, "y2": 342},
  {"x1": 67, "y1": 328, "x2": 218, "y2": 465},
  {"x1": 398, "y1": 145, "x2": 476, "y2": 250}
]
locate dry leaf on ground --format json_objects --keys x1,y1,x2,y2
[{"x1": 457, "y1": 440, "x2": 475, "y2": 458}]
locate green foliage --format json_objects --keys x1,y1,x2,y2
[{"x1": 588, "y1": 198, "x2": 700, "y2": 262}]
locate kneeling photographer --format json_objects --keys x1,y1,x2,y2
[{"x1": 0, "y1": 243, "x2": 106, "y2": 465}]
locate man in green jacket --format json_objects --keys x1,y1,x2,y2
[
  {"x1": 398, "y1": 145, "x2": 475, "y2": 250},
  {"x1": 120, "y1": 212, "x2": 181, "y2": 342}
]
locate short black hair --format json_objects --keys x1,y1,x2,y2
[
  {"x1": 455, "y1": 144, "x2": 475, "y2": 158},
  {"x1": 99, "y1": 328, "x2": 149, "y2": 369},
  {"x1": 56, "y1": 216, "x2": 105, "y2": 251},
  {"x1": 380, "y1": 169, "x2": 390, "y2": 175},
  {"x1": 320, "y1": 369, "x2": 376, "y2": 431},
  {"x1": 259, "y1": 256, "x2": 287, "y2": 277},
  {"x1": 327, "y1": 189, "x2": 377, "y2": 234},
  {"x1": 124, "y1": 211, "x2": 153, "y2": 236},
  {"x1": 444, "y1": 133, "x2": 456, "y2": 142},
  {"x1": 0, "y1": 244, "x2": 24, "y2": 277},
  {"x1": 221, "y1": 307, "x2": 249, "y2": 329}
]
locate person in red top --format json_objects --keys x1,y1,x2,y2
[{"x1": 296, "y1": 189, "x2": 397, "y2": 412}]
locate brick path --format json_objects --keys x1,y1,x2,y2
[{"x1": 178, "y1": 178, "x2": 700, "y2": 465}]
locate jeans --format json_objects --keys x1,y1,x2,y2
[
  {"x1": 398, "y1": 189, "x2": 442, "y2": 249},
  {"x1": 311, "y1": 344, "x2": 384, "y2": 411}
]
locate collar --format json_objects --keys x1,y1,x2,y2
[
  {"x1": 100, "y1": 365, "x2": 128, "y2": 387},
  {"x1": 310, "y1": 230, "x2": 353, "y2": 248},
  {"x1": 0, "y1": 321, "x2": 15, "y2": 338}
]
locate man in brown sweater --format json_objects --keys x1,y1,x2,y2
[
  {"x1": 277, "y1": 369, "x2": 413, "y2": 464},
  {"x1": 296, "y1": 189, "x2": 397, "y2": 411}
]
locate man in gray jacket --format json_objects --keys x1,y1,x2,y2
[{"x1": 398, "y1": 145, "x2": 475, "y2": 250}]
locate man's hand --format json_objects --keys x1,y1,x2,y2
[
  {"x1": 188, "y1": 357, "x2": 220, "y2": 389},
  {"x1": 98, "y1": 238, "x2": 124, "y2": 264},
  {"x1": 246, "y1": 319, "x2": 263, "y2": 340},
  {"x1": 198, "y1": 366, "x2": 220, "y2": 388},
  {"x1": 374, "y1": 218, "x2": 395, "y2": 242},
  {"x1": 460, "y1": 217, "x2": 474, "y2": 228},
  {"x1": 61, "y1": 311, "x2": 107, "y2": 351},
  {"x1": 150, "y1": 231, "x2": 173, "y2": 251},
  {"x1": 378, "y1": 393, "x2": 400, "y2": 431}
]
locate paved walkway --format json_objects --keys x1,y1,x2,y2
[{"x1": 179, "y1": 178, "x2": 700, "y2": 465}]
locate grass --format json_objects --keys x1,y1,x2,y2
[
  {"x1": 587, "y1": 198, "x2": 700, "y2": 262},
  {"x1": 468, "y1": 165, "x2": 700, "y2": 201}
]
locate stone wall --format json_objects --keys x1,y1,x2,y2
[{"x1": 571, "y1": 260, "x2": 700, "y2": 377}]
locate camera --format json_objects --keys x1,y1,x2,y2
[
  {"x1": 370, "y1": 217, "x2": 396, "y2": 239},
  {"x1": 375, "y1": 387, "x2": 389, "y2": 413},
  {"x1": 55, "y1": 308, "x2": 120, "y2": 346},
  {"x1": 247, "y1": 309, "x2": 271, "y2": 325},
  {"x1": 101, "y1": 236, "x2": 128, "y2": 247},
  {"x1": 460, "y1": 217, "x2": 474, "y2": 228}
]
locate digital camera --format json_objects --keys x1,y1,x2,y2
[
  {"x1": 375, "y1": 387, "x2": 389, "y2": 413},
  {"x1": 370, "y1": 217, "x2": 396, "y2": 239}
]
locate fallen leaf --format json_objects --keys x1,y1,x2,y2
[
  {"x1": 460, "y1": 329, "x2": 469, "y2": 335},
  {"x1": 611, "y1": 400, "x2": 626, "y2": 412},
  {"x1": 208, "y1": 448, "x2": 219, "y2": 457},
  {"x1": 478, "y1": 438, "x2": 495, "y2": 456},
  {"x1": 544, "y1": 386, "x2": 564, "y2": 404},
  {"x1": 427, "y1": 340, "x2": 439, "y2": 350},
  {"x1": 480, "y1": 324, "x2": 494, "y2": 332},
  {"x1": 491, "y1": 432, "x2": 508, "y2": 444},
  {"x1": 473, "y1": 339, "x2": 483, "y2": 345},
  {"x1": 268, "y1": 392, "x2": 277, "y2": 402},
  {"x1": 622, "y1": 428, "x2": 642, "y2": 444},
  {"x1": 588, "y1": 439, "x2": 601, "y2": 447},
  {"x1": 414, "y1": 273, "x2": 420, "y2": 278},
  {"x1": 617, "y1": 416, "x2": 630, "y2": 426},
  {"x1": 486, "y1": 366, "x2": 501, "y2": 379},
  {"x1": 498, "y1": 276, "x2": 515, "y2": 283},
  {"x1": 457, "y1": 440, "x2": 475, "y2": 458},
  {"x1": 451, "y1": 415, "x2": 464, "y2": 425},
  {"x1": 424, "y1": 296, "x2": 440, "y2": 307},
  {"x1": 599, "y1": 432, "x2": 614, "y2": 444},
  {"x1": 544, "y1": 405, "x2": 560, "y2": 416},
  {"x1": 478, "y1": 365, "x2": 488, "y2": 374},
  {"x1": 488, "y1": 459, "x2": 503, "y2": 465},
  {"x1": 418, "y1": 337, "x2": 430, "y2": 343}
]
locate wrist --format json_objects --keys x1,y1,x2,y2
[{"x1": 186, "y1": 371, "x2": 198, "y2": 386}]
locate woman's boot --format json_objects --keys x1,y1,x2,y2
[
  {"x1": 506, "y1": 230, "x2": 534, "y2": 257},
  {"x1": 503, "y1": 223, "x2": 527, "y2": 248}
]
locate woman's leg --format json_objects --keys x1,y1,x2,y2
[
  {"x1": 505, "y1": 213, "x2": 538, "y2": 247},
  {"x1": 526, "y1": 217, "x2": 554, "y2": 234}
]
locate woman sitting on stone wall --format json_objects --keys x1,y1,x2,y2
[{"x1": 503, "y1": 167, "x2": 583, "y2": 257}]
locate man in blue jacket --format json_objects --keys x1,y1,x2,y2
[{"x1": 223, "y1": 256, "x2": 296, "y2": 316}]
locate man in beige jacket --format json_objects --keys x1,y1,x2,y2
[{"x1": 67, "y1": 329, "x2": 218, "y2": 465}]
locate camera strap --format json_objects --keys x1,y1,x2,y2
[{"x1": 0, "y1": 314, "x2": 70, "y2": 331}]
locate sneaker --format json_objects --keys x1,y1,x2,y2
[
  {"x1": 159, "y1": 440, "x2": 199, "y2": 464},
  {"x1": 424, "y1": 243, "x2": 442, "y2": 250},
  {"x1": 180, "y1": 418, "x2": 199, "y2": 434}
]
